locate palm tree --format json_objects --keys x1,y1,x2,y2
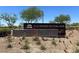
[{"x1": 21, "y1": 7, "x2": 44, "y2": 23}]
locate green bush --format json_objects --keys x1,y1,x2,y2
[
  {"x1": 0, "y1": 26, "x2": 17, "y2": 32},
  {"x1": 66, "y1": 26, "x2": 79, "y2": 30}
]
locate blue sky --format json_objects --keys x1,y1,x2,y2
[{"x1": 0, "y1": 6, "x2": 79, "y2": 26}]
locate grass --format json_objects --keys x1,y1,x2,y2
[
  {"x1": 40, "y1": 45, "x2": 46, "y2": 50},
  {"x1": 0, "y1": 26, "x2": 17, "y2": 32},
  {"x1": 66, "y1": 26, "x2": 79, "y2": 30}
]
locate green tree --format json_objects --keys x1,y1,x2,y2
[
  {"x1": 21, "y1": 7, "x2": 44, "y2": 23},
  {"x1": 0, "y1": 13, "x2": 17, "y2": 27},
  {"x1": 71, "y1": 23, "x2": 79, "y2": 26},
  {"x1": 52, "y1": 14, "x2": 71, "y2": 24}
]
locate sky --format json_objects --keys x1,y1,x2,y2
[{"x1": 0, "y1": 6, "x2": 79, "y2": 26}]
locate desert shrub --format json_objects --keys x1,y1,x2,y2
[
  {"x1": 19, "y1": 38, "x2": 22, "y2": 42},
  {"x1": 63, "y1": 41, "x2": 65, "y2": 44},
  {"x1": 64, "y1": 50, "x2": 68, "y2": 53},
  {"x1": 66, "y1": 26, "x2": 79, "y2": 30},
  {"x1": 7, "y1": 44, "x2": 12, "y2": 48},
  {"x1": 36, "y1": 41, "x2": 41, "y2": 45},
  {"x1": 40, "y1": 45, "x2": 46, "y2": 50},
  {"x1": 76, "y1": 42, "x2": 79, "y2": 46},
  {"x1": 66, "y1": 26, "x2": 75, "y2": 30},
  {"x1": 7, "y1": 36, "x2": 12, "y2": 42},
  {"x1": 21, "y1": 43, "x2": 30, "y2": 50},
  {"x1": 65, "y1": 36, "x2": 68, "y2": 39},
  {"x1": 69, "y1": 41, "x2": 72, "y2": 44},
  {"x1": 75, "y1": 49, "x2": 79, "y2": 53},
  {"x1": 33, "y1": 37, "x2": 39, "y2": 41},
  {"x1": 52, "y1": 38, "x2": 55, "y2": 40},
  {"x1": 52, "y1": 40, "x2": 57, "y2": 46},
  {"x1": 18, "y1": 42, "x2": 21, "y2": 44},
  {"x1": 22, "y1": 36, "x2": 26, "y2": 40},
  {"x1": 59, "y1": 40, "x2": 61, "y2": 43},
  {"x1": 41, "y1": 37, "x2": 48, "y2": 41},
  {"x1": 25, "y1": 40, "x2": 29, "y2": 44},
  {"x1": 21, "y1": 40, "x2": 30, "y2": 50}
]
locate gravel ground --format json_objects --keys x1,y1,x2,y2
[{"x1": 0, "y1": 30, "x2": 79, "y2": 53}]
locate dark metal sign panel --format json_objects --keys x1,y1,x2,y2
[{"x1": 24, "y1": 23, "x2": 65, "y2": 29}]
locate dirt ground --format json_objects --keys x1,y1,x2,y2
[{"x1": 0, "y1": 30, "x2": 79, "y2": 53}]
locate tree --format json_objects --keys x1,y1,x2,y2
[
  {"x1": 18, "y1": 23, "x2": 23, "y2": 29},
  {"x1": 71, "y1": 23, "x2": 79, "y2": 26},
  {"x1": 53, "y1": 14, "x2": 71, "y2": 24},
  {"x1": 21, "y1": 7, "x2": 44, "y2": 23},
  {"x1": 0, "y1": 13, "x2": 17, "y2": 27}
]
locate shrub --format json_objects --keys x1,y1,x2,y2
[
  {"x1": 53, "y1": 38, "x2": 55, "y2": 40},
  {"x1": 33, "y1": 37, "x2": 39, "y2": 41},
  {"x1": 76, "y1": 42, "x2": 79, "y2": 46},
  {"x1": 22, "y1": 36, "x2": 26, "y2": 40},
  {"x1": 64, "y1": 50, "x2": 68, "y2": 53},
  {"x1": 52, "y1": 40, "x2": 57, "y2": 46},
  {"x1": 65, "y1": 36, "x2": 68, "y2": 39},
  {"x1": 21, "y1": 40, "x2": 30, "y2": 50},
  {"x1": 75, "y1": 49, "x2": 79, "y2": 53},
  {"x1": 22, "y1": 43, "x2": 30, "y2": 50},
  {"x1": 40, "y1": 45, "x2": 46, "y2": 50},
  {"x1": 36, "y1": 41, "x2": 41, "y2": 45},
  {"x1": 25, "y1": 40, "x2": 29, "y2": 44},
  {"x1": 0, "y1": 27, "x2": 16, "y2": 33},
  {"x1": 41, "y1": 37, "x2": 48, "y2": 41},
  {"x1": 7, "y1": 36, "x2": 12, "y2": 42},
  {"x1": 59, "y1": 40, "x2": 61, "y2": 43},
  {"x1": 7, "y1": 44, "x2": 12, "y2": 48},
  {"x1": 69, "y1": 41, "x2": 72, "y2": 44}
]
